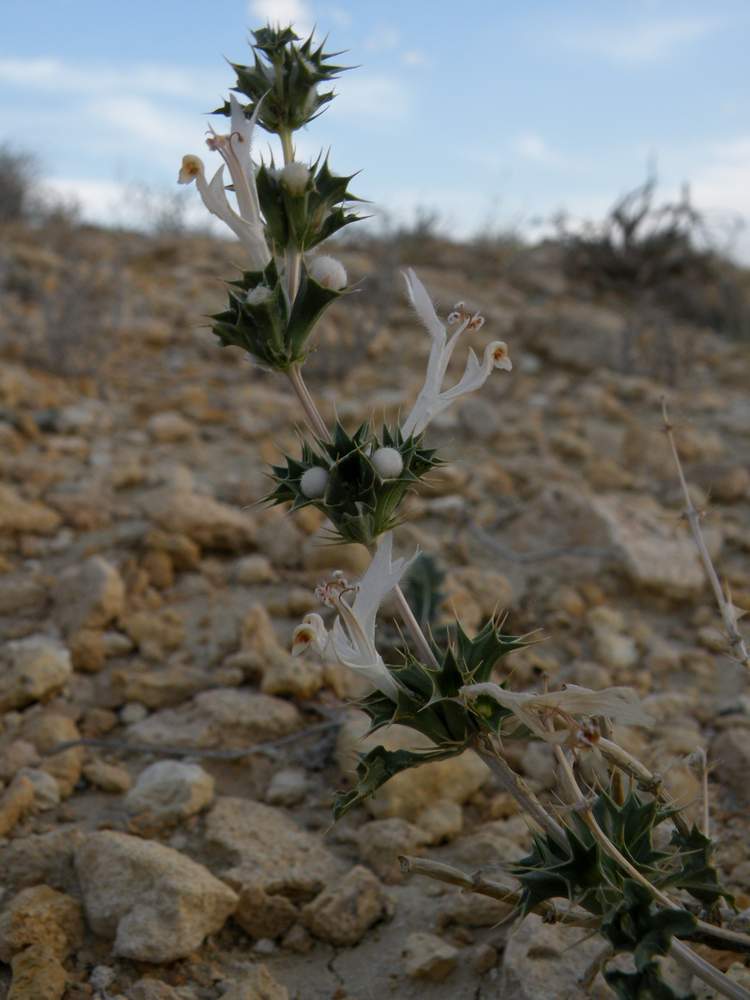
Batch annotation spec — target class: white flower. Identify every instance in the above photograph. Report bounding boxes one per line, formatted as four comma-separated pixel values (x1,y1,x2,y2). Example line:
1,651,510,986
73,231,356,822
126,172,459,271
400,269,512,438
460,682,653,743
308,255,347,290
280,161,311,195
371,447,404,479
178,94,270,271
300,466,329,498
292,531,417,700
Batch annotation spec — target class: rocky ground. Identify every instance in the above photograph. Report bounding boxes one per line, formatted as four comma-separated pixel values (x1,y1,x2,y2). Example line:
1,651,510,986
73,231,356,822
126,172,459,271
0,221,749,999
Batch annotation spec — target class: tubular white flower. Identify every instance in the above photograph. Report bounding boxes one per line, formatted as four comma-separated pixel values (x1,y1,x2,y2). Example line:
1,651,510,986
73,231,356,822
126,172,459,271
178,94,270,270
460,682,653,743
400,269,512,438
292,531,417,700
308,255,348,290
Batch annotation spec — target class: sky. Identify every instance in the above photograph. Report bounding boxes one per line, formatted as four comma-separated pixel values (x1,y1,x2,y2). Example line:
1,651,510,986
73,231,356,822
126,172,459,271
2,0,749,257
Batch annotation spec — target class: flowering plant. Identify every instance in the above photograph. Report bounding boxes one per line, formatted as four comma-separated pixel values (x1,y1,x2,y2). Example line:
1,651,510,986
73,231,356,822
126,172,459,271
179,24,747,999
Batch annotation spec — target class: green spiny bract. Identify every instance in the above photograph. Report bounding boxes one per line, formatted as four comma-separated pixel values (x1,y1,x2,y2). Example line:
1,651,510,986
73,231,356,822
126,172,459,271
510,787,731,991
403,552,446,631
214,26,352,135
602,881,698,1000
210,258,347,370
257,156,363,253
265,422,441,545
333,619,525,818
514,788,731,916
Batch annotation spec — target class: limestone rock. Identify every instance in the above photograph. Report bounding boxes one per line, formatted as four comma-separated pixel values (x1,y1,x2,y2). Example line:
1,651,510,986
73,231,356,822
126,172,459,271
0,484,61,535
233,554,276,585
590,493,711,599
264,768,307,807
52,556,125,633
82,758,132,793
0,774,35,836
147,411,196,443
416,800,464,844
0,884,84,963
23,713,83,798
219,965,289,1000
125,760,214,826
356,818,430,883
205,797,341,898
0,573,47,615
501,913,607,998
0,885,83,1000
143,487,255,551
302,866,388,946
0,827,84,896
234,886,299,940
127,689,301,749
337,711,488,820
17,768,60,810
0,740,40,783
75,831,237,962
712,728,750,804
0,637,72,711
402,931,459,982
118,607,185,661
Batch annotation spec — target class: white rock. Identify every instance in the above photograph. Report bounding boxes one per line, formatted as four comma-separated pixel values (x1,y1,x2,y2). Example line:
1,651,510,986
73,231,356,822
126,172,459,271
125,760,214,824
17,767,60,810
53,556,125,633
265,768,307,807
75,831,237,962
0,637,72,711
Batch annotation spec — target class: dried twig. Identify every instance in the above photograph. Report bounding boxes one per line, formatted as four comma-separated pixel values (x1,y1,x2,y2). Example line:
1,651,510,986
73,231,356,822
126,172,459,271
48,720,339,761
662,398,749,671
399,855,598,929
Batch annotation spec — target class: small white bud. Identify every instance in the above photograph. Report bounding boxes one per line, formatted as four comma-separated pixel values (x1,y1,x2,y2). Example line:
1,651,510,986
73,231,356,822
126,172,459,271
308,255,347,291
246,285,272,306
280,161,311,195
300,466,329,498
371,447,404,479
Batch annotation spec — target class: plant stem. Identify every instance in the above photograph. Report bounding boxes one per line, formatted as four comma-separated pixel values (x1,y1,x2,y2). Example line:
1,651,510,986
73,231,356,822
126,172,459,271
399,855,598,929
478,736,568,850
279,127,302,302
285,363,442,664
662,398,749,672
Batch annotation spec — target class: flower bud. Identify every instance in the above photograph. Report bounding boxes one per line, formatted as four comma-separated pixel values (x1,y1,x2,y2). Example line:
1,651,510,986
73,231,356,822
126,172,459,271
245,284,272,306
280,161,311,195
308,255,347,291
371,447,404,479
300,466,329,498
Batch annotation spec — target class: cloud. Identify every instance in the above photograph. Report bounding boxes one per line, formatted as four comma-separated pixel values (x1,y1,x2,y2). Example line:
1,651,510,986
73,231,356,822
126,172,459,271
568,16,720,63
0,57,224,101
510,132,567,167
401,50,429,68
364,25,401,52
248,0,313,36
86,96,199,163
331,74,411,123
